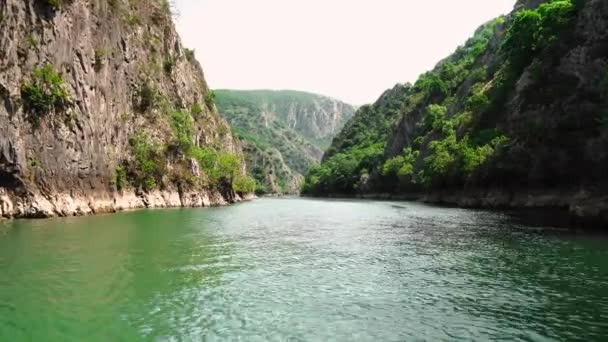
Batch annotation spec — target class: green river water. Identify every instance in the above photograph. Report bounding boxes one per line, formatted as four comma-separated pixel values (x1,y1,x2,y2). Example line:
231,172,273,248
0,198,607,341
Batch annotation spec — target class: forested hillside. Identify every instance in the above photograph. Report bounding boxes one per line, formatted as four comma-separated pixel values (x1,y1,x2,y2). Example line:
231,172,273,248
215,90,354,194
303,0,608,224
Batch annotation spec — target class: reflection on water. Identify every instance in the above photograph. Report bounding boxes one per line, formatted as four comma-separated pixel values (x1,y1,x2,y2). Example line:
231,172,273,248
0,198,607,341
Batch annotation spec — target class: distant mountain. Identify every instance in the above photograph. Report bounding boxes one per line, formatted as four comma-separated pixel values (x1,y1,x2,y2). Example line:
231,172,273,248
215,90,355,194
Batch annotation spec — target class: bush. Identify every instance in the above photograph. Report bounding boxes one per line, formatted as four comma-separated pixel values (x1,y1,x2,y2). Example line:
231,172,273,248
115,166,126,191
163,56,176,74
191,147,242,186
216,153,240,181
424,134,459,181
415,73,448,98
191,103,203,116
466,84,491,114
21,64,71,120
501,9,542,70
537,0,577,41
204,90,216,109
130,133,163,191
382,148,420,184
301,143,384,195
232,175,256,194
423,132,508,185
170,110,195,153
135,82,158,112
422,104,448,131
501,0,576,71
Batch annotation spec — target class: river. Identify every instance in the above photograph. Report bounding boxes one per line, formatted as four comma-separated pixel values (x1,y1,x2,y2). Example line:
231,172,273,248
0,198,606,341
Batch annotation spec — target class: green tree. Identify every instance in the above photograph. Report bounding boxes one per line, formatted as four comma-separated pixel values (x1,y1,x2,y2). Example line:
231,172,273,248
501,9,542,70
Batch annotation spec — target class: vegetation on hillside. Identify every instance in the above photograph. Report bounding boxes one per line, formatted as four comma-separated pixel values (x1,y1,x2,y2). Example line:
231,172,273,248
21,64,71,125
119,107,255,195
215,90,353,194
302,85,410,194
303,0,584,196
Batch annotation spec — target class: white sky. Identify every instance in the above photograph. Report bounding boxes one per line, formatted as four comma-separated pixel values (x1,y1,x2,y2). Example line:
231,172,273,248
174,0,516,105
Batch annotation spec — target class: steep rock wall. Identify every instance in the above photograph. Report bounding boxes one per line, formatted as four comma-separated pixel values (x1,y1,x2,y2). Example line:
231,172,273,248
0,0,251,218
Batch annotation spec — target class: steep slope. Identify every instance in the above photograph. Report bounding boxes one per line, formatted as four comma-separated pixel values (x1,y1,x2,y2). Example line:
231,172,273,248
304,0,608,225
0,0,254,218
215,90,355,194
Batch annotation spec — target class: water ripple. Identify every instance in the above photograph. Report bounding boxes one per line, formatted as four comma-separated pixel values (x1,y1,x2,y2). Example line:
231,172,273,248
0,198,607,341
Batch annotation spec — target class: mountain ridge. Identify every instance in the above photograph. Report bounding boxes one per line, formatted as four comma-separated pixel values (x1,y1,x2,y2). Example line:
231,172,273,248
215,89,355,194
304,0,608,226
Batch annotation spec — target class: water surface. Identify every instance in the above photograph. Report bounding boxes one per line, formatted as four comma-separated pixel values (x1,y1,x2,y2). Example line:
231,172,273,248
0,198,607,341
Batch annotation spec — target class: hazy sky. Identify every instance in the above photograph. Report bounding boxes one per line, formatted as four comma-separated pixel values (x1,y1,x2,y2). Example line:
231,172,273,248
174,0,516,105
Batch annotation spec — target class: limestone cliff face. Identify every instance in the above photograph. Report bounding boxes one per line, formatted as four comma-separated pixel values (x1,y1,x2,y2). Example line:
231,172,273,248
0,0,251,218
273,94,356,148
215,90,355,194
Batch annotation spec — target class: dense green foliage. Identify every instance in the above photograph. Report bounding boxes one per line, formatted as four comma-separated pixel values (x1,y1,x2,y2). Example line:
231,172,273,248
115,166,126,192
168,108,254,192
302,16,511,195
129,132,164,191
502,0,576,71
302,143,385,194
169,109,195,154
215,90,353,194
190,147,242,186
303,0,585,196
232,175,257,194
301,85,409,195
123,95,254,194
21,65,70,122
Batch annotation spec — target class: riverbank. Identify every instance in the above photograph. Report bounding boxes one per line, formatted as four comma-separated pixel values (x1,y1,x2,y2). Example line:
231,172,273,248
0,188,256,219
309,188,608,229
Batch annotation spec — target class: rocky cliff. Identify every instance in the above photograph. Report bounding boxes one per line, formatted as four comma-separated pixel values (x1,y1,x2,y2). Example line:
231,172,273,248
0,0,253,219
215,90,355,194
304,0,608,226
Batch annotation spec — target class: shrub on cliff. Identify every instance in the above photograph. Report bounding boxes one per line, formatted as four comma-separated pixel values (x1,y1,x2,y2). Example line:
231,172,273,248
134,82,159,113
204,90,216,109
382,148,419,180
163,56,176,74
167,107,253,193
232,175,256,194
502,0,577,71
170,110,195,154
21,64,71,123
129,133,164,191
190,147,244,187
115,166,127,191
